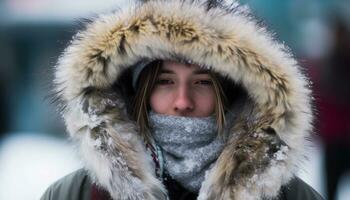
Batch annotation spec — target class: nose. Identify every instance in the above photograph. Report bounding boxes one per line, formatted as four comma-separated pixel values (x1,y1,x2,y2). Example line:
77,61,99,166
173,85,194,114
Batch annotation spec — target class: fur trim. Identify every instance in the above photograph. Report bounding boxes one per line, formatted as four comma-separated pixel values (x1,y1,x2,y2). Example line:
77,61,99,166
54,0,313,199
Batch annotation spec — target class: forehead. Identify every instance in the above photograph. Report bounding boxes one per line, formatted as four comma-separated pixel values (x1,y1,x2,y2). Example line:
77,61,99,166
161,61,209,74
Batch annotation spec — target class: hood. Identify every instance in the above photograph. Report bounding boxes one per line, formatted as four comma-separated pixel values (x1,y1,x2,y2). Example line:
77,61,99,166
54,0,313,199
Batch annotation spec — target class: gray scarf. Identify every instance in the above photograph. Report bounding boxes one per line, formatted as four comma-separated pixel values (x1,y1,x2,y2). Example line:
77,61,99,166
149,112,225,192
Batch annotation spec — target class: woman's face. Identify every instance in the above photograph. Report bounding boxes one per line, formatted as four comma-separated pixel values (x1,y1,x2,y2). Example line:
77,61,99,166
150,61,216,117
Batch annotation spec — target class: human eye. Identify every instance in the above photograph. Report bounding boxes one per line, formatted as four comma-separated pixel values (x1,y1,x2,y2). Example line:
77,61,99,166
156,78,174,85
195,79,213,85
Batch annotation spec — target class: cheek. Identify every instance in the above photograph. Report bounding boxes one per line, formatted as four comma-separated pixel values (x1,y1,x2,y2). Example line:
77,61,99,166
195,90,216,116
149,90,171,114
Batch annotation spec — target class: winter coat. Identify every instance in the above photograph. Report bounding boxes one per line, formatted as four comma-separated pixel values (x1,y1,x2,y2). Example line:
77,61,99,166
41,169,323,200
42,0,323,199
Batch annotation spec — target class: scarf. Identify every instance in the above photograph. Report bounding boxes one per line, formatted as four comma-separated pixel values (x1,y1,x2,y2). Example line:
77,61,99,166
149,111,225,192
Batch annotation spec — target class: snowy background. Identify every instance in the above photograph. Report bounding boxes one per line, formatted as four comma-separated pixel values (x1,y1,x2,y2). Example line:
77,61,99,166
1,0,350,199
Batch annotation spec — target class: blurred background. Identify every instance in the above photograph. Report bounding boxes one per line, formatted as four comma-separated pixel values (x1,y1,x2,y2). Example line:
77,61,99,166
0,0,349,199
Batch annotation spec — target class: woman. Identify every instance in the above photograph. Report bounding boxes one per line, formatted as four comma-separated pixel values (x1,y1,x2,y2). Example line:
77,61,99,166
41,0,324,199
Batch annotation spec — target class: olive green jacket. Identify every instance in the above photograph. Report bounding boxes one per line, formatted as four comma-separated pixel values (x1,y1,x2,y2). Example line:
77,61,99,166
41,169,324,200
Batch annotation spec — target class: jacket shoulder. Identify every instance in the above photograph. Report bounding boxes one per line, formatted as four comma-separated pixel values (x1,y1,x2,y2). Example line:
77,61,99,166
40,169,92,200
280,177,324,200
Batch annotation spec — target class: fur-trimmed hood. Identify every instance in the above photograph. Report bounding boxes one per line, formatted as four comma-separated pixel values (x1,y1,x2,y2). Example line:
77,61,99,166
54,0,313,199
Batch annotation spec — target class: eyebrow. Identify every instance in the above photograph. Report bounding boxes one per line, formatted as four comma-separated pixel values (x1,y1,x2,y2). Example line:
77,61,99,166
193,69,210,75
159,68,210,74
159,69,175,74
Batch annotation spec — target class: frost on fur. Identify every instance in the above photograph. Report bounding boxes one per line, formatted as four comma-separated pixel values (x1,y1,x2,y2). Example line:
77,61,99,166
55,0,313,199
